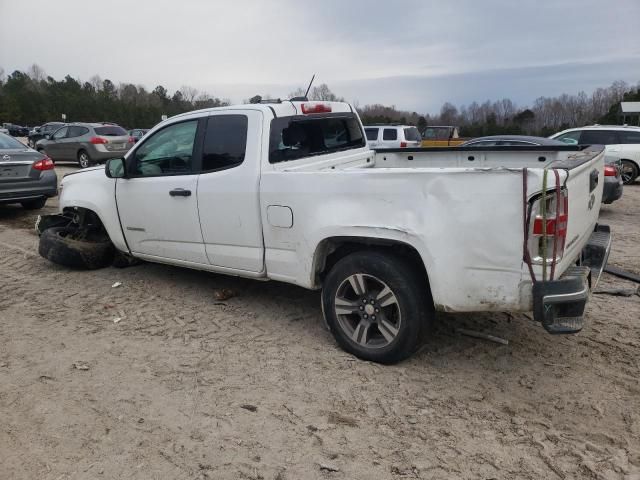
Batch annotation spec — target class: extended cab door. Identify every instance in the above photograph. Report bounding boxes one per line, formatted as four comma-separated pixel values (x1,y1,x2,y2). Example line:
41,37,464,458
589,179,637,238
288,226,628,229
116,118,208,264
196,111,265,273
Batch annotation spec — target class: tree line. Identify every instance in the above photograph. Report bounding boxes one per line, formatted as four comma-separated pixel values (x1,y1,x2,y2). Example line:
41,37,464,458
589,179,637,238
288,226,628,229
358,80,639,137
0,64,638,136
0,65,229,129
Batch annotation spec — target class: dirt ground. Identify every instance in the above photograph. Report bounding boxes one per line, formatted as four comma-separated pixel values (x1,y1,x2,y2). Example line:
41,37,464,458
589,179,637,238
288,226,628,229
1,164,639,480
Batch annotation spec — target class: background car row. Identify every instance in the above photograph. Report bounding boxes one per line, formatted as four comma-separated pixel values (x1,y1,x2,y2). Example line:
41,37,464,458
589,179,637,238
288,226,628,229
35,123,133,168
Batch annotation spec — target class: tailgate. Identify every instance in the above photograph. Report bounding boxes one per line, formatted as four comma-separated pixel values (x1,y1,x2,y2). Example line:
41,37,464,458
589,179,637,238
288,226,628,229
554,145,606,273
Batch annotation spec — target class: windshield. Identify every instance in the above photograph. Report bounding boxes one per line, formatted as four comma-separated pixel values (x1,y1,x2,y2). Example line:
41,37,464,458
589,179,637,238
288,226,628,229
0,133,28,149
423,127,451,140
269,113,366,163
404,127,421,141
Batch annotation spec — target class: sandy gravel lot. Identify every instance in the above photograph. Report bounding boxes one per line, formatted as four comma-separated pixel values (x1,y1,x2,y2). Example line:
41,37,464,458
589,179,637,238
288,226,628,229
1,165,639,480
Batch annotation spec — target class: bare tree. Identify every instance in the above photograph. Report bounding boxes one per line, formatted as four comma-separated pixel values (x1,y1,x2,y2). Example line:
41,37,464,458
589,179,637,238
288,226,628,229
180,85,199,104
309,84,343,102
27,64,46,82
89,75,103,91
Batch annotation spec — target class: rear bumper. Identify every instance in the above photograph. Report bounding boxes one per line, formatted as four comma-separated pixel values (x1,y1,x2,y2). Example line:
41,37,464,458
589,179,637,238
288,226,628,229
602,177,623,204
87,145,131,162
532,224,611,334
0,171,58,204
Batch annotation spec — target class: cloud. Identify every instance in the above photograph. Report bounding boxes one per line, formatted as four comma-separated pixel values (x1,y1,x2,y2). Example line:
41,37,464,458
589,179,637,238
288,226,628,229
1,0,639,112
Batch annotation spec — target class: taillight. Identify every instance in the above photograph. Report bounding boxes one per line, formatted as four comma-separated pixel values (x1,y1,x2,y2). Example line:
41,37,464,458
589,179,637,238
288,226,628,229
400,142,407,148
300,103,332,114
33,157,55,171
128,136,135,143
528,188,569,265
604,165,617,177
90,136,108,145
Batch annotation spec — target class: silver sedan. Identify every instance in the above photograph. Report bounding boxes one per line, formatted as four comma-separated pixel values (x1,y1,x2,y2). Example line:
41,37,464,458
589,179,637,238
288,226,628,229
0,133,58,209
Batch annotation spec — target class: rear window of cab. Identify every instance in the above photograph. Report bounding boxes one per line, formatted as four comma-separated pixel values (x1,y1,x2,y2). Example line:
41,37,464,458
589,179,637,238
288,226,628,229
269,113,366,163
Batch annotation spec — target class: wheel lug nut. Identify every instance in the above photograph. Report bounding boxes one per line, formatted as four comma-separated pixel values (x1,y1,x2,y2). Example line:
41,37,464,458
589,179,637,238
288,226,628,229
362,299,367,304
363,314,368,319
371,315,376,321
370,299,375,304
375,308,379,313
359,306,364,311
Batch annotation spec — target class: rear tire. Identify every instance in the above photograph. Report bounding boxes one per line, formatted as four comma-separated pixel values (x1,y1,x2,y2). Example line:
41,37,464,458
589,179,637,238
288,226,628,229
21,197,47,210
321,251,432,364
620,160,639,185
39,226,114,269
77,150,91,168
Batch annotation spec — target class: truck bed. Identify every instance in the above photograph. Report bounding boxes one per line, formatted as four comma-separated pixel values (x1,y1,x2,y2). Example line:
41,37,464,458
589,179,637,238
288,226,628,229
262,144,605,313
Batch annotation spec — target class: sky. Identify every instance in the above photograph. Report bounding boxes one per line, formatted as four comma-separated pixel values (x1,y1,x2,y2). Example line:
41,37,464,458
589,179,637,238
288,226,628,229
1,0,639,113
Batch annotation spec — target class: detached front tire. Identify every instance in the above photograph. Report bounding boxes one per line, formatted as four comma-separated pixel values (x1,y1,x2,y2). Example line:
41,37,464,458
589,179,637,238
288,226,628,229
322,251,432,364
39,226,114,269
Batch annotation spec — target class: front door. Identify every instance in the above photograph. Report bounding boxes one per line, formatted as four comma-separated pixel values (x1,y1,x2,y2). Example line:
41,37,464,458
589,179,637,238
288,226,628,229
45,126,68,160
116,118,207,264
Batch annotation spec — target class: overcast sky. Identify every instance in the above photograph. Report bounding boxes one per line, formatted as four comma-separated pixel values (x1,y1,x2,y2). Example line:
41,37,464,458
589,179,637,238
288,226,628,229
1,0,639,113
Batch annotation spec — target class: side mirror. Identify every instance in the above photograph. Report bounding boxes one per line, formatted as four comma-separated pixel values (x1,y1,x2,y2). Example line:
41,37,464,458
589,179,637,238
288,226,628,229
105,157,127,179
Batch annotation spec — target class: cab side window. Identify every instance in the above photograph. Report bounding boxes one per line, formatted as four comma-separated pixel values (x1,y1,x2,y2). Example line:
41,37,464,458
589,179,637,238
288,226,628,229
201,115,248,172
131,120,198,177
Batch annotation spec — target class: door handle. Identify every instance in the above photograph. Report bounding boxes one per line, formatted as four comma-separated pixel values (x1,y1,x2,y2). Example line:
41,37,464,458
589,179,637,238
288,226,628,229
169,188,191,197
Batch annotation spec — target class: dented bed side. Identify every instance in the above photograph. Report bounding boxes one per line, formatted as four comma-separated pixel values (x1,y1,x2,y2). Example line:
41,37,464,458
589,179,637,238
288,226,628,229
260,144,605,313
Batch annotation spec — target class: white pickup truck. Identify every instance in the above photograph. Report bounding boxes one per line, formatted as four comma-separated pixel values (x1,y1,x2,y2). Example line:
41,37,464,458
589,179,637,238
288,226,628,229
37,100,611,363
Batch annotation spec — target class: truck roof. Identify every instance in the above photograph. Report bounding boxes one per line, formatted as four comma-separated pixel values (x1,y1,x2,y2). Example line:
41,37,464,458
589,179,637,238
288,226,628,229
170,101,355,121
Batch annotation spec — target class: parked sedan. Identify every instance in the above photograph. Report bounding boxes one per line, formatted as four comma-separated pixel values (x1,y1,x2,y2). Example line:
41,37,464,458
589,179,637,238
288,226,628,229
36,122,133,168
0,132,57,209
462,135,623,204
7,124,30,137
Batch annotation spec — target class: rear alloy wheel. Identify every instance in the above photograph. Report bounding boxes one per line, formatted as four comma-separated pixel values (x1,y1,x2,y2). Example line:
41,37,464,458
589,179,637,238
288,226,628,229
322,251,432,364
620,160,639,185
78,150,91,168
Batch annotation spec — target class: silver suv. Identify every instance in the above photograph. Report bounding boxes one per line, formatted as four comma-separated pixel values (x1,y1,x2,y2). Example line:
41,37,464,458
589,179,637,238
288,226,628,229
36,123,133,168
550,125,640,184
364,125,422,149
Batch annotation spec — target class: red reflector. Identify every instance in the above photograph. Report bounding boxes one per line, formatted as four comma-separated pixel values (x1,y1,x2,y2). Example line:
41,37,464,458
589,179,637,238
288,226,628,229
300,103,332,114
33,157,54,171
604,165,617,177
400,142,407,148
533,214,568,236
90,136,108,145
